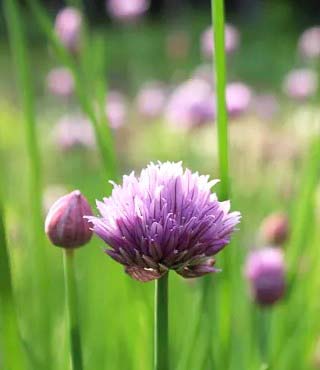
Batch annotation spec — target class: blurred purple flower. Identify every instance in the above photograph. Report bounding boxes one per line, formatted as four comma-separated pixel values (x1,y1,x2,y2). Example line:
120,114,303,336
106,0,149,21
46,67,74,98
165,79,215,129
52,115,95,151
201,24,240,59
105,91,127,129
253,94,279,121
298,26,320,60
283,68,318,100
245,247,285,306
136,82,167,119
226,82,252,118
54,7,82,53
87,162,240,282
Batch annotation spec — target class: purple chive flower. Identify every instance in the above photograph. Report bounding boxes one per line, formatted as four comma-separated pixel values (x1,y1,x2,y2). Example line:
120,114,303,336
87,162,240,282
165,79,215,130
136,82,167,120
54,7,82,53
260,213,289,245
45,190,93,249
46,67,74,98
226,82,252,118
245,247,286,306
105,91,127,129
106,0,149,22
53,115,95,151
283,68,318,100
298,26,320,60
201,24,240,59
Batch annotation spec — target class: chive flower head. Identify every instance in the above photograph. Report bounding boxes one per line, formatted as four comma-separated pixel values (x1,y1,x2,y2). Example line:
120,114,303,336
107,0,149,22
298,26,320,60
201,24,240,59
87,162,240,282
54,7,82,53
283,68,318,100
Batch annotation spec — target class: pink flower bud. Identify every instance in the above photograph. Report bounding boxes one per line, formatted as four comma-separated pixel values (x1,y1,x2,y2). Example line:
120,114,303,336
45,190,93,248
298,26,320,60
283,69,318,101
260,212,289,245
54,7,82,54
46,67,74,98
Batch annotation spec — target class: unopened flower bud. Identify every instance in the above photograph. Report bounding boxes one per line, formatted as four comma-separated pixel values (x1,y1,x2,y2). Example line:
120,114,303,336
260,212,289,245
54,7,82,54
245,247,285,306
45,190,93,248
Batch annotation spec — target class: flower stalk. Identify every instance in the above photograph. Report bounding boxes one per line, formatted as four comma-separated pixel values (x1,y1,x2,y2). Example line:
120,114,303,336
211,0,229,201
4,0,52,366
0,199,26,370
63,250,84,370
154,273,169,370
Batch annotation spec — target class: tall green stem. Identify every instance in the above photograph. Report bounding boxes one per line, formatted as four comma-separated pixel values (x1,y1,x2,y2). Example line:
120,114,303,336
3,0,51,367
3,0,43,241
0,200,26,370
154,273,169,370
211,0,229,201
63,250,84,370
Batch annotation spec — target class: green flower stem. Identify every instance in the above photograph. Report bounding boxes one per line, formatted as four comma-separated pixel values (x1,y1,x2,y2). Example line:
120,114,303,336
154,273,169,370
0,200,26,370
3,0,52,367
63,250,84,370
211,0,229,201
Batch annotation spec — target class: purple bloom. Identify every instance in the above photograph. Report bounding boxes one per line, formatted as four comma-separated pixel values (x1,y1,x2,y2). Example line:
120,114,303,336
46,67,74,98
54,7,82,53
165,79,215,130
245,247,285,306
53,115,95,151
136,82,167,119
106,0,149,22
87,162,240,282
283,69,318,100
226,82,252,118
201,24,240,59
105,91,127,129
298,26,320,59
